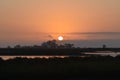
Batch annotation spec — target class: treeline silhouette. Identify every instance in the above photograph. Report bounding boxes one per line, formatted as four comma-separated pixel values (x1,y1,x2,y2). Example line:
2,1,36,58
7,40,74,49
1,55,120,79
0,40,120,56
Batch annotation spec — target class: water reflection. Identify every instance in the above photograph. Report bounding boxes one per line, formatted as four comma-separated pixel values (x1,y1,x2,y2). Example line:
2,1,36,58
1,52,120,60
0,56,69,60
86,52,120,57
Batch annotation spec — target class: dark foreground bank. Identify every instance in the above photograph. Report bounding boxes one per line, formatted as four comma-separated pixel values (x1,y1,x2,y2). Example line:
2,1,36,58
1,55,120,80
0,48,120,55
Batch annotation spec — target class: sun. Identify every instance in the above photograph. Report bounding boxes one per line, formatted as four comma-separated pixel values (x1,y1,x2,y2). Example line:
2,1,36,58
58,36,64,41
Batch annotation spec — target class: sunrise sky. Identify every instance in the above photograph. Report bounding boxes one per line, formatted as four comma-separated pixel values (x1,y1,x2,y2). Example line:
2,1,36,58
0,0,120,47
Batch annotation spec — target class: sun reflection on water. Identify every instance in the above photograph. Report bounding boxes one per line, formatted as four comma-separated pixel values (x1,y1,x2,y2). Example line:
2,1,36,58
0,56,69,60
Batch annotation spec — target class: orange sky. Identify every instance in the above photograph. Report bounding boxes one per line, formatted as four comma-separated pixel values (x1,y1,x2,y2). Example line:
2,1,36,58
0,0,120,44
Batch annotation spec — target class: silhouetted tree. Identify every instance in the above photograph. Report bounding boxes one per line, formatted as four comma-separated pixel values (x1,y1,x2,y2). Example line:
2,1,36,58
103,44,106,49
14,45,21,48
7,46,11,48
41,40,58,48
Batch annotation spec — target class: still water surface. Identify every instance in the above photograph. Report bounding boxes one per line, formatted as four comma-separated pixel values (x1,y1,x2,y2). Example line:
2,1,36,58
86,52,120,57
0,52,120,60
0,56,69,60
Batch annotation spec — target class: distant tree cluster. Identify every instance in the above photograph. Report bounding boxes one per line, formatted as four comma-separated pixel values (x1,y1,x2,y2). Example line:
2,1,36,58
9,40,74,49
41,40,74,48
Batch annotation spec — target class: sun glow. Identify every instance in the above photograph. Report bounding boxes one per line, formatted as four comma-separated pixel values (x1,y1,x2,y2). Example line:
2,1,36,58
58,36,64,41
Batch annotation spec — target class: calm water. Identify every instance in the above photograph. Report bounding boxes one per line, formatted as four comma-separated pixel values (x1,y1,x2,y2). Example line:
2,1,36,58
0,52,120,60
86,52,120,57
0,56,69,60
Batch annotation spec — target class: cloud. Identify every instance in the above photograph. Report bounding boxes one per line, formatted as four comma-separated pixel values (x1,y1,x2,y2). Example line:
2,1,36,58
65,32,120,35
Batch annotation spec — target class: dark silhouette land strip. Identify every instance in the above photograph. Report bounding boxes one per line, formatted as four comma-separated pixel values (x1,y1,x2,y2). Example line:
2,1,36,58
0,48,120,56
1,56,120,79
0,40,120,56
